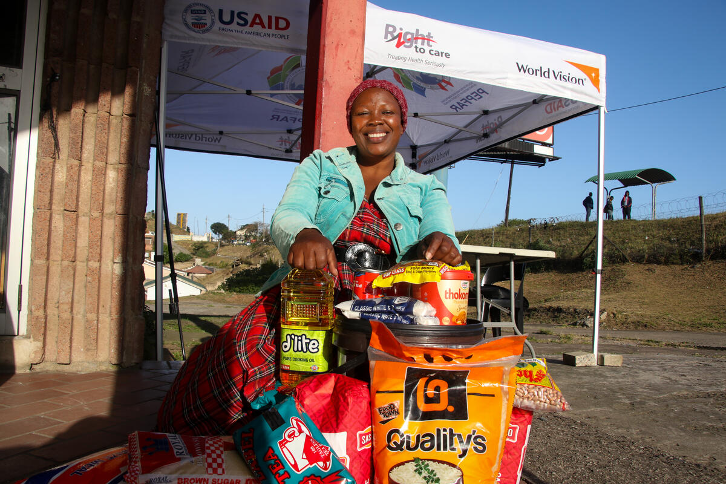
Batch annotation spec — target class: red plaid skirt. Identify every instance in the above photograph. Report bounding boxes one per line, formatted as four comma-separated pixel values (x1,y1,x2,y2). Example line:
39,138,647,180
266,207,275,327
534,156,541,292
156,199,391,435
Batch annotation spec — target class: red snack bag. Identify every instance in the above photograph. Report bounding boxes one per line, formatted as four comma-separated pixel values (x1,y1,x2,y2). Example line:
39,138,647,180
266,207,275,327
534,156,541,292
294,373,373,484
497,407,534,484
16,446,127,483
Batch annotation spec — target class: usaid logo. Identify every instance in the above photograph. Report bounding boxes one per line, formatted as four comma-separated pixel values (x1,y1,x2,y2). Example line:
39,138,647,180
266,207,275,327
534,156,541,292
182,3,215,34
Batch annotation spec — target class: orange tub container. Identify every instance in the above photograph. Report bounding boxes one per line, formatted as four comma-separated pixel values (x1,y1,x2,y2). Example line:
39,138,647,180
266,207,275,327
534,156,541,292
410,269,474,325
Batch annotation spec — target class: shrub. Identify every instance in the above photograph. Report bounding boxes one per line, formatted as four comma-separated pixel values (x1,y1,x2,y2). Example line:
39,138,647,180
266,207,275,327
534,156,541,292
174,252,192,263
191,242,214,258
221,259,280,293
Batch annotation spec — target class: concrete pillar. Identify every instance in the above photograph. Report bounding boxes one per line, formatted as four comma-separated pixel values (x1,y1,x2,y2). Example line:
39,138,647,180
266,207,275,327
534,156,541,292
300,0,367,159
26,0,163,370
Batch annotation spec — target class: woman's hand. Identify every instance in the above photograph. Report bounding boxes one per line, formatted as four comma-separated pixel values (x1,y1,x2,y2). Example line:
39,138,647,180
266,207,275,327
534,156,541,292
287,228,338,277
418,232,462,266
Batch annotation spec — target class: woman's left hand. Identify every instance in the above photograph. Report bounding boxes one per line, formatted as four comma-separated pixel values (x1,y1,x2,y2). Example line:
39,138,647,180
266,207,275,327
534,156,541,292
418,232,462,266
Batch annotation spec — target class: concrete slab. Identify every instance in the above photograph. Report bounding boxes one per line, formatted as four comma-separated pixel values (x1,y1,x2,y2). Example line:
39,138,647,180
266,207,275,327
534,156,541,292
562,351,597,366
598,353,623,366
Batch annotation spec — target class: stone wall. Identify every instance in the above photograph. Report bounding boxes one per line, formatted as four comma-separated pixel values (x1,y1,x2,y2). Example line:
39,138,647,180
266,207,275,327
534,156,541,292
28,0,164,368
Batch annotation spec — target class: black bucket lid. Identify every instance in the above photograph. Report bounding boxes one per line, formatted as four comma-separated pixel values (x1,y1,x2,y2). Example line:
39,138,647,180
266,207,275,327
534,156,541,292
335,317,484,340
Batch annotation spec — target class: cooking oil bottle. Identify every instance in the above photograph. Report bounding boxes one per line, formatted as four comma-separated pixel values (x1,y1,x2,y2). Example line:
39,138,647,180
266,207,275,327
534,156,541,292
279,268,335,387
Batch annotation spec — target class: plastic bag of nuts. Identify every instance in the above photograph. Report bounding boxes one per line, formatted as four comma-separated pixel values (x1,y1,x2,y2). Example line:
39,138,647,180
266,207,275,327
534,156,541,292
513,358,571,412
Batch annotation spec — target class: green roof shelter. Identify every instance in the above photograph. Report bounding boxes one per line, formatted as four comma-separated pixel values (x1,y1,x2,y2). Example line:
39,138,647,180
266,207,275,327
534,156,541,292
586,168,676,219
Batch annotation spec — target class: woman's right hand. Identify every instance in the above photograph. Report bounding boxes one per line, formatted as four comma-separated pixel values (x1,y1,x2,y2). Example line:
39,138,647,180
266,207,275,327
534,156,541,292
287,228,339,277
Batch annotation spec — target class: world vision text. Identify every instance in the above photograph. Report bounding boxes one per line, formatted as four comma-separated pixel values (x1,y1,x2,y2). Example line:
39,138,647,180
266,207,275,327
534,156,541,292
515,63,585,87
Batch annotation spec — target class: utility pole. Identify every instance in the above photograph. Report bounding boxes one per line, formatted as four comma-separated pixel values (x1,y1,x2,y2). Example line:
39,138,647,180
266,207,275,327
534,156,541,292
228,214,230,231
504,162,514,227
262,204,266,236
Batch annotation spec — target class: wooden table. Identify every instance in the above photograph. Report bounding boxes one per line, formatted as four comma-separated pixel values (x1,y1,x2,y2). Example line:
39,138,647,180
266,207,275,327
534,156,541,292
460,245,556,354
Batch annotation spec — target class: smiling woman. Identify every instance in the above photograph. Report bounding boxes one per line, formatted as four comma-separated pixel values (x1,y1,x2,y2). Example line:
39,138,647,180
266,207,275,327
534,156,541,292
156,79,463,436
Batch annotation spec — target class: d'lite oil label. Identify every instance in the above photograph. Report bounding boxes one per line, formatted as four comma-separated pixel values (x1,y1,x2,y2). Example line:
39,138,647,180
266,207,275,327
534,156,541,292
280,327,332,373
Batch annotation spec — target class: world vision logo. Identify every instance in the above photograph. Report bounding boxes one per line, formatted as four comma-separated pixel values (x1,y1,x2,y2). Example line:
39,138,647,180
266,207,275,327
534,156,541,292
515,60,600,92
565,61,601,92
403,367,469,421
182,3,215,34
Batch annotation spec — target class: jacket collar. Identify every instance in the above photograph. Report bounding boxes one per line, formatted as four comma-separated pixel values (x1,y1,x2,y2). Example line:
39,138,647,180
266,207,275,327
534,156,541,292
333,146,410,185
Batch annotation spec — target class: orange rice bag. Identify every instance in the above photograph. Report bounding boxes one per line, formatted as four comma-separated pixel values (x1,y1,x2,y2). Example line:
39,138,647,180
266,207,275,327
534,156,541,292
367,321,524,484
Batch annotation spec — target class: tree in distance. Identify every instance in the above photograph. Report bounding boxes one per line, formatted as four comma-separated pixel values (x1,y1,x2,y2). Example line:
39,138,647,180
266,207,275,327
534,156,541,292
210,222,229,238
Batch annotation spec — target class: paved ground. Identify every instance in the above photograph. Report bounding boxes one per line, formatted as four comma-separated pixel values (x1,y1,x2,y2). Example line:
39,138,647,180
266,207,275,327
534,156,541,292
3,294,723,483
520,324,725,483
0,362,181,483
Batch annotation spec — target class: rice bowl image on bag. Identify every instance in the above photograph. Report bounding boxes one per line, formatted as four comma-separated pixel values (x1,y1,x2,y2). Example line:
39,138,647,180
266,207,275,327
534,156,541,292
367,321,524,483
389,458,464,484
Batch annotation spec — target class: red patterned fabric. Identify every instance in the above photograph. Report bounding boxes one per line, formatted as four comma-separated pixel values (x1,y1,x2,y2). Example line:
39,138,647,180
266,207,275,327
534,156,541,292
156,199,391,436
333,198,393,300
156,287,281,436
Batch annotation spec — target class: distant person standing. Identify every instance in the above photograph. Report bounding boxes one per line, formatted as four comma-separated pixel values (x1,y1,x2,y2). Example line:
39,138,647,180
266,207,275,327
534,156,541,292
583,192,594,221
604,196,614,220
621,191,632,220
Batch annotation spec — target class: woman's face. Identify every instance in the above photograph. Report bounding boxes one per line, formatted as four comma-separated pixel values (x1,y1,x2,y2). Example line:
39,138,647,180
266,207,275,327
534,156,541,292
349,88,404,165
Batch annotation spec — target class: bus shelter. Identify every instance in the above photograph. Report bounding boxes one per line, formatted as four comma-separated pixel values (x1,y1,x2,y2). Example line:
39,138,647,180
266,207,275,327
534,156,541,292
586,168,676,219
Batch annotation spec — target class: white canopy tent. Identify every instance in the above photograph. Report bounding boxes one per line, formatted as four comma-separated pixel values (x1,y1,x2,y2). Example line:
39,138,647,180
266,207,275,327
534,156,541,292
155,0,608,359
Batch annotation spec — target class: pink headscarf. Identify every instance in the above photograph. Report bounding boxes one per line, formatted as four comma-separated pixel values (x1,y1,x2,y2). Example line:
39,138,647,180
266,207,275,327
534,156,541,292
345,79,408,133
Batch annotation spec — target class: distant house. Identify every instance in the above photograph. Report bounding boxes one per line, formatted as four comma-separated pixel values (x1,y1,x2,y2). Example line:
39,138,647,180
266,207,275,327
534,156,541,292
144,233,154,259
185,265,214,276
142,259,195,281
144,274,206,301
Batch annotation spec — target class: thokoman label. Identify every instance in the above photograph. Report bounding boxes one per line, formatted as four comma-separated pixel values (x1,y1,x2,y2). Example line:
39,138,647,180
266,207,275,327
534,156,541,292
280,326,332,372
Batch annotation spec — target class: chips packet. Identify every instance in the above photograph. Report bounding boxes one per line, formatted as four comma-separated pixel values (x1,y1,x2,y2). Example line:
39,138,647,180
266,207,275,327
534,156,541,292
496,407,534,484
17,446,128,484
233,396,356,484
514,358,571,412
372,260,471,288
367,320,524,484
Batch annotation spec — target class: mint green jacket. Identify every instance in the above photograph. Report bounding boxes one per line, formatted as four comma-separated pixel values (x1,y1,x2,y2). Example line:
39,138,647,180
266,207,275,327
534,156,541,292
260,147,459,293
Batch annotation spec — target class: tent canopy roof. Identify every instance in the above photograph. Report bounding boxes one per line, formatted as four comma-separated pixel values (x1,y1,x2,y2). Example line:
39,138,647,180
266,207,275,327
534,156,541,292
585,168,675,187
159,0,606,173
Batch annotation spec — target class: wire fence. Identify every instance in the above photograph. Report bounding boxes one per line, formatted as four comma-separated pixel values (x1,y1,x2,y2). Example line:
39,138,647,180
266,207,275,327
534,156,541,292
526,191,725,227
460,191,726,266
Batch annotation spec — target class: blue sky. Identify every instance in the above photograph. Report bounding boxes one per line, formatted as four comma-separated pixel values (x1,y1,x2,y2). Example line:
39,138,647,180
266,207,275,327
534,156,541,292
149,0,726,234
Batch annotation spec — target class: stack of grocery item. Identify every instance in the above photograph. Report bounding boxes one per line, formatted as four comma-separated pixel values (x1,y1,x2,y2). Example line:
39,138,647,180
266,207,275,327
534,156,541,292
19,262,569,484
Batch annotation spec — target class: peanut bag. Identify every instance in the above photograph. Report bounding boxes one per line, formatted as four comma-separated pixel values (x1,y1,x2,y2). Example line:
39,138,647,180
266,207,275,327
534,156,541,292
514,358,571,412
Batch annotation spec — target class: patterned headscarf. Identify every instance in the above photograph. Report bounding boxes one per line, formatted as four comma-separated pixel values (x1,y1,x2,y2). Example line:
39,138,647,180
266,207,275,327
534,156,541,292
346,79,408,133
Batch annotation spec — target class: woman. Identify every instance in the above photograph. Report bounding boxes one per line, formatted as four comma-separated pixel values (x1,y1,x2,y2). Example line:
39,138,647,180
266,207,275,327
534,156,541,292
156,79,462,436
621,191,632,220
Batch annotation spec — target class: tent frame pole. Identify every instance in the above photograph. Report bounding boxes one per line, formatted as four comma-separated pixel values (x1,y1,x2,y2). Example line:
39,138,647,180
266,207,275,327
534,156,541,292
592,106,606,358
155,40,168,361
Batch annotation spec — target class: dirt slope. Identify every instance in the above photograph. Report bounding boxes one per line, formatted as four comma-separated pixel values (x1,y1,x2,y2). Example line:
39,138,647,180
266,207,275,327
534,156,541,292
525,260,725,331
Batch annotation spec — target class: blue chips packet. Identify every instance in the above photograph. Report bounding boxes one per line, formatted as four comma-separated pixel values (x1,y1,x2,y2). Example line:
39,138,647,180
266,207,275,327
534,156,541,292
233,396,355,484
